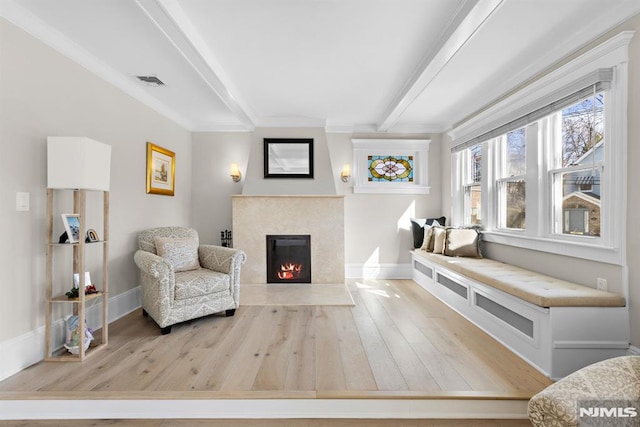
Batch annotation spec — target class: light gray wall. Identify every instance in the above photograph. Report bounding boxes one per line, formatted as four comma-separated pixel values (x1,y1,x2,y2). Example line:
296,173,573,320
242,127,337,195
191,132,252,245
327,132,443,265
0,18,192,341
440,14,640,348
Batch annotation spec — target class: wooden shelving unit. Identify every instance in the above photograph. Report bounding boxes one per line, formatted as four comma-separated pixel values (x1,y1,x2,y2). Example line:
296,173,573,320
45,188,109,362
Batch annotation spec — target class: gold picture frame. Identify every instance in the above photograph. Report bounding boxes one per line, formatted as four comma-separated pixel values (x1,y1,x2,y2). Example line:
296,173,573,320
146,142,175,196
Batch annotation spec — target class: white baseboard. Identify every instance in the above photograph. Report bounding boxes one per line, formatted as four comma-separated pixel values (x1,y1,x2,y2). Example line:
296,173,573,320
627,345,640,355
345,263,412,279
0,286,141,382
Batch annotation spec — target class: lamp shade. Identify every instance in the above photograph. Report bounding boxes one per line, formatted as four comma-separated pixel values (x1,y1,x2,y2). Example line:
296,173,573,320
47,137,111,191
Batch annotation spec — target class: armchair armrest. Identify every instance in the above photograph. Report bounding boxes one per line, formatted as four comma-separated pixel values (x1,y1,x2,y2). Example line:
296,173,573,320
199,245,246,308
134,250,176,328
134,250,173,279
198,245,246,275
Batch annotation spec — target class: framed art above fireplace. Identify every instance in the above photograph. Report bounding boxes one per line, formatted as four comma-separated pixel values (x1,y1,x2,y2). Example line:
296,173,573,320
264,138,314,179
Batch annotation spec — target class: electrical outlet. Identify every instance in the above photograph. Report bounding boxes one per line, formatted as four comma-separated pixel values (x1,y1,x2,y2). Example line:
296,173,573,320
597,278,608,291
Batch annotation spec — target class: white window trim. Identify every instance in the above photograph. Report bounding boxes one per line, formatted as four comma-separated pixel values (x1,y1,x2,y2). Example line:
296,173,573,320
496,176,526,231
463,183,482,226
453,143,484,226
448,31,632,266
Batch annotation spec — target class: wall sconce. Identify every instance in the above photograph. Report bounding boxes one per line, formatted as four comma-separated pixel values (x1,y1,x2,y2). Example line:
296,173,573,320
340,164,350,183
230,163,241,182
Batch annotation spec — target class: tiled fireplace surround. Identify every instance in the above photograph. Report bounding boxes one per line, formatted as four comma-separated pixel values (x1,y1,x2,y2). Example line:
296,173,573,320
232,195,345,284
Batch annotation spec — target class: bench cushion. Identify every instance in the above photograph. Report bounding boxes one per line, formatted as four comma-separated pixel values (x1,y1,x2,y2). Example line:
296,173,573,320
413,250,625,307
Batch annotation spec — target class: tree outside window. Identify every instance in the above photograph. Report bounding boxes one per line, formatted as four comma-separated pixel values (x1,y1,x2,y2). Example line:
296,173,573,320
556,93,604,237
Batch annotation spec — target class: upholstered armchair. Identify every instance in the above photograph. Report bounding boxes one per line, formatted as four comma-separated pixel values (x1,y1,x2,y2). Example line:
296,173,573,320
528,356,640,426
134,227,246,334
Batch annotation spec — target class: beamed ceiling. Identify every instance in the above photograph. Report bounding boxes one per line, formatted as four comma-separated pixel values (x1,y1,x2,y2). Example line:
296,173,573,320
2,0,640,133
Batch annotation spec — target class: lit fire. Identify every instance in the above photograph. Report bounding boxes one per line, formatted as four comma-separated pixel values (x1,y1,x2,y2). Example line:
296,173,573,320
277,263,303,280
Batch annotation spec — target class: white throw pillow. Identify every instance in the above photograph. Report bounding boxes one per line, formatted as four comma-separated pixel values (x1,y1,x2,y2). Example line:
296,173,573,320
432,227,447,254
155,236,201,272
420,221,440,251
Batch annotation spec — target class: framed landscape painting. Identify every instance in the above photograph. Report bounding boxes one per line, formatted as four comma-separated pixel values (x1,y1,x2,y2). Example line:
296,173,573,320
146,142,175,196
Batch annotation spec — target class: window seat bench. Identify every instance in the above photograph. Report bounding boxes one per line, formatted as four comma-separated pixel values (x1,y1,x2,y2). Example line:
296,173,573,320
411,250,629,379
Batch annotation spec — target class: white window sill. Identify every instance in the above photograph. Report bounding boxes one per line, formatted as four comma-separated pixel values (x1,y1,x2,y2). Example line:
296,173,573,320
481,231,623,266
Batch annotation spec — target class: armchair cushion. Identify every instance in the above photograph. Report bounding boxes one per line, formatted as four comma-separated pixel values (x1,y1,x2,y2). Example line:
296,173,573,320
175,269,230,300
155,236,201,272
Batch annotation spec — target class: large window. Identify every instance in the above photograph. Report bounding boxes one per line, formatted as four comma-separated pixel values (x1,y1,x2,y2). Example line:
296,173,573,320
456,92,605,239
448,32,629,265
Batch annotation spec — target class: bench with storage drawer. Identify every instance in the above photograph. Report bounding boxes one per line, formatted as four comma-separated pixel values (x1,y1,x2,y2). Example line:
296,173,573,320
411,249,629,379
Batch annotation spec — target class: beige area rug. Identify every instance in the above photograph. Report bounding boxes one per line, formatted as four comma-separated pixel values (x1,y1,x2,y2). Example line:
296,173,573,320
240,283,355,306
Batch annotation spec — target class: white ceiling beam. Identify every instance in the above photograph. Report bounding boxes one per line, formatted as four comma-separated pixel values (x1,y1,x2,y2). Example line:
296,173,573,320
135,0,256,131
377,0,504,132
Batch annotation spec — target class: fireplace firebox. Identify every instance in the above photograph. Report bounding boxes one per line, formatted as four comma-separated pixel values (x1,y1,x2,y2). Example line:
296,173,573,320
266,235,311,283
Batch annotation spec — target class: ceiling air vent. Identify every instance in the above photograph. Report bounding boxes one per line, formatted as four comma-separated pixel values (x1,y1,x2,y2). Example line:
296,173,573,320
136,75,165,87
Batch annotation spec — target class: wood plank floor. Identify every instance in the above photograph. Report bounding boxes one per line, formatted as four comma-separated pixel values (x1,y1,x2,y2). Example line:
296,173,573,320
0,279,551,396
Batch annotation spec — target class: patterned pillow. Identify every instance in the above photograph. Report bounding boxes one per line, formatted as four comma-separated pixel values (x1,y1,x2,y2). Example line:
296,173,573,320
155,236,201,272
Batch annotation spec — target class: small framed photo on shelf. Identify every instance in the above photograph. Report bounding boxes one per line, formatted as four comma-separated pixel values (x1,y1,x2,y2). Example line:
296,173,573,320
73,272,92,289
61,214,81,243
86,229,99,242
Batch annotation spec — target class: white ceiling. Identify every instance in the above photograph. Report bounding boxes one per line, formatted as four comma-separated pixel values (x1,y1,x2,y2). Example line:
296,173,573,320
3,0,640,133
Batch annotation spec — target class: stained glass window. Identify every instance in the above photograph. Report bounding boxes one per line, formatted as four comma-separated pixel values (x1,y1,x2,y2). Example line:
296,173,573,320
367,156,413,182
